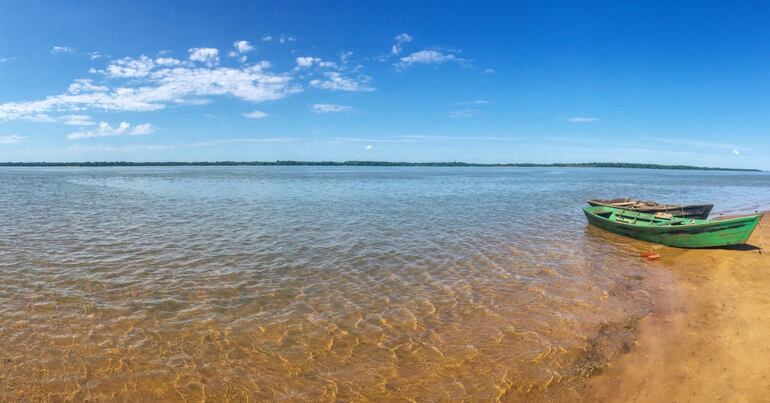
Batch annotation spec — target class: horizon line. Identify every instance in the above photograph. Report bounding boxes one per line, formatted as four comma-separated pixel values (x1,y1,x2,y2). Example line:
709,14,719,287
0,161,760,172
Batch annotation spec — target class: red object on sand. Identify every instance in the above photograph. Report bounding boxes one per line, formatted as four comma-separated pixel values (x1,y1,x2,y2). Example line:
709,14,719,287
640,251,661,261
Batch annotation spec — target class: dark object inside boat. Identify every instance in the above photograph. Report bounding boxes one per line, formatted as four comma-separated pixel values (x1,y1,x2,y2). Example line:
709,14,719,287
587,198,713,219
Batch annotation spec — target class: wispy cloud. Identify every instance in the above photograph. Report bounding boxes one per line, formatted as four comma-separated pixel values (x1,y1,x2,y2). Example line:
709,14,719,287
67,121,154,140
732,149,741,156
309,71,374,92
448,109,478,118
105,55,156,78
66,137,296,153
2,40,382,125
155,57,182,66
327,137,419,144
60,114,96,126
0,58,300,122
261,34,296,44
404,135,520,141
454,100,489,105
311,103,353,113
0,134,24,144
391,33,413,55
51,46,74,54
228,41,255,62
214,137,296,143
566,117,599,123
243,110,268,119
188,48,219,66
395,49,469,70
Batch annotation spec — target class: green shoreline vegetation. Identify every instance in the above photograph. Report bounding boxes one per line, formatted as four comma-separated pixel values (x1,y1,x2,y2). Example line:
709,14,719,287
0,161,759,171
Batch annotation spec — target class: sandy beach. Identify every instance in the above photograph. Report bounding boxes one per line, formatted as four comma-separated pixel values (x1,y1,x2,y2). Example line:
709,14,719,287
587,213,770,401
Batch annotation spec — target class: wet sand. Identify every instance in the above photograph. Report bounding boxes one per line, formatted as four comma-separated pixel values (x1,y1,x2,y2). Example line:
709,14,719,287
587,214,770,401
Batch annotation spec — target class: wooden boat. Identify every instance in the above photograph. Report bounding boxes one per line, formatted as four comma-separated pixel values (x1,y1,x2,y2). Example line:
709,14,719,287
583,206,762,248
587,198,713,219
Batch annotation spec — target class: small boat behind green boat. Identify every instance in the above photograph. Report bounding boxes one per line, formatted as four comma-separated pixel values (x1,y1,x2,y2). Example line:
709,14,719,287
584,206,763,248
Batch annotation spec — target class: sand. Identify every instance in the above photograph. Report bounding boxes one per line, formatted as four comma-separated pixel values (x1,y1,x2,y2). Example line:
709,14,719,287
586,214,770,401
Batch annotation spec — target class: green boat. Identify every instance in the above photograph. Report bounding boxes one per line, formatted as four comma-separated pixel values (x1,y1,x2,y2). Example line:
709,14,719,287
583,206,763,248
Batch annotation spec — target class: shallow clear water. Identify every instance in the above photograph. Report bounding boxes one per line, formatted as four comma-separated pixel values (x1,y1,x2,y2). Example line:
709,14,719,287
0,166,768,400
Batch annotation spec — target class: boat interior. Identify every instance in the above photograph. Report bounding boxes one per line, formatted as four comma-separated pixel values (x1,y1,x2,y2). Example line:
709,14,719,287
592,207,692,226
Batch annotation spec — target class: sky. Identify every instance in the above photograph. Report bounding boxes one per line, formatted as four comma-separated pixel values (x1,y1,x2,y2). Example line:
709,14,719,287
1,0,770,169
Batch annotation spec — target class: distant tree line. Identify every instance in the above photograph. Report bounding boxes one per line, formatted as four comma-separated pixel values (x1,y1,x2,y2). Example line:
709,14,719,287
0,161,759,171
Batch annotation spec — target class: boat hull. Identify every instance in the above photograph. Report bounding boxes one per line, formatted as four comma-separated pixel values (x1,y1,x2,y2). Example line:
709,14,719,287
587,198,713,219
583,206,762,248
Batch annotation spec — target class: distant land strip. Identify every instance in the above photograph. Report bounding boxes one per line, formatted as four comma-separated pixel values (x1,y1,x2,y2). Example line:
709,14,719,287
0,161,760,171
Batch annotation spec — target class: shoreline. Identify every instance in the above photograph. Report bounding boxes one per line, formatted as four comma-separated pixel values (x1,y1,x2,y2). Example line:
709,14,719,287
586,213,770,400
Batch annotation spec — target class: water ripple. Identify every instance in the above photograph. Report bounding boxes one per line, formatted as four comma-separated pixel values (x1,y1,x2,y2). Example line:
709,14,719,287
2,166,769,400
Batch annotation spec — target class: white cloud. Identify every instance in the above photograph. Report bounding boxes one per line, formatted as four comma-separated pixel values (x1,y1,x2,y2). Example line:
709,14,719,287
296,56,321,67
395,49,468,70
395,33,413,42
566,117,599,123
188,48,219,66
732,149,741,156
88,52,104,60
60,114,96,126
309,71,374,92
311,103,353,113
365,144,373,150
1,42,380,124
52,46,74,54
0,135,24,144
483,68,495,74
66,121,155,140
262,35,296,44
233,40,254,54
295,57,336,69
0,61,300,121
132,123,154,135
243,110,268,119
155,57,182,66
0,57,15,63
229,41,255,62
105,56,156,78
68,79,108,94
391,33,413,55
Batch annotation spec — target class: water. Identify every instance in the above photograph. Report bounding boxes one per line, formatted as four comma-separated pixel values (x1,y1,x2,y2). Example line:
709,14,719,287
0,166,768,400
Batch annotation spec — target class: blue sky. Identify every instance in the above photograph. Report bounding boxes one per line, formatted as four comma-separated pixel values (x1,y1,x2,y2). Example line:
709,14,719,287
1,1,770,168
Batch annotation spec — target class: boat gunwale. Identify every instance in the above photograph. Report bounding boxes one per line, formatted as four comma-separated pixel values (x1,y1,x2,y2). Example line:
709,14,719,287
583,206,762,231
586,198,713,211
